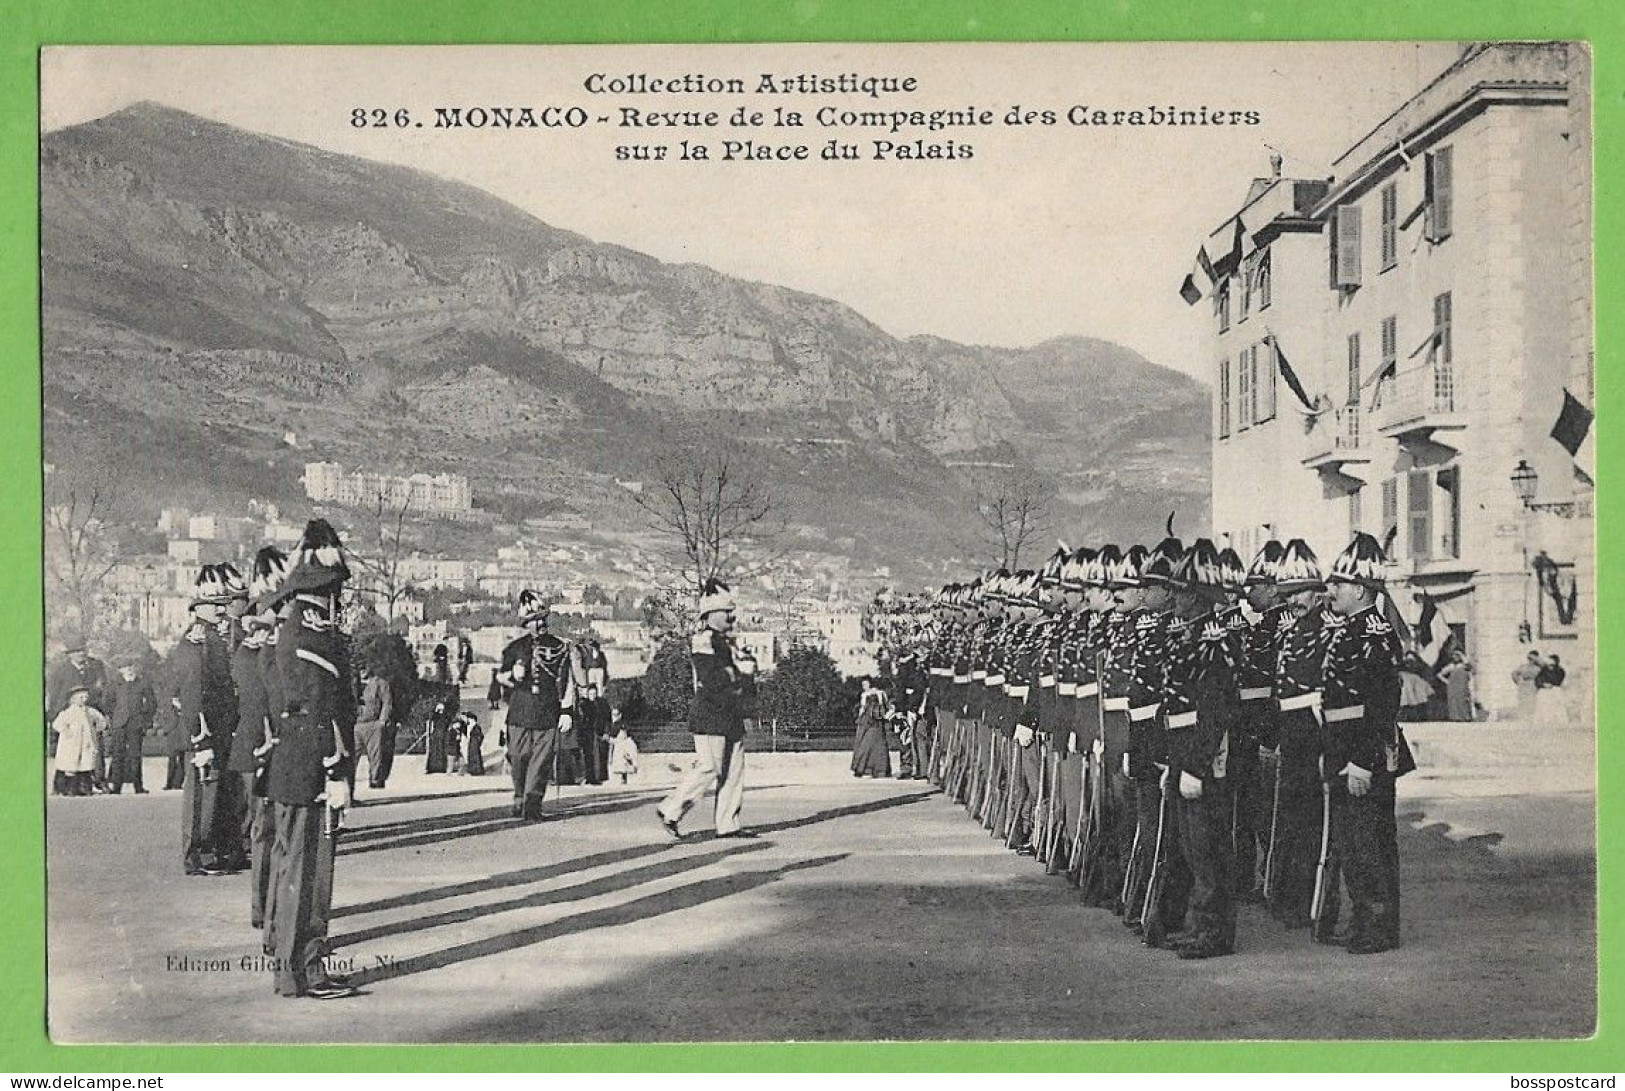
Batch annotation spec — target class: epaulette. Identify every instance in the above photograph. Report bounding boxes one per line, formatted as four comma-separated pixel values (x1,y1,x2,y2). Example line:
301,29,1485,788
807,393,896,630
1363,613,1392,637
1134,613,1159,632
1200,619,1228,644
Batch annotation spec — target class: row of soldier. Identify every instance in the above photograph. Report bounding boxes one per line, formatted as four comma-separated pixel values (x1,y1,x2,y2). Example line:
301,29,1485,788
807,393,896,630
910,531,1412,959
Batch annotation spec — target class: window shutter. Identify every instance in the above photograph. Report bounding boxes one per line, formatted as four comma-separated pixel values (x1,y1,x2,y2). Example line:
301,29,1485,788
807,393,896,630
1432,146,1453,240
1408,469,1432,561
1219,358,1231,438
1381,478,1400,552
1335,205,1363,287
1346,333,1362,405
1238,347,1252,430
1259,340,1277,421
1380,184,1397,268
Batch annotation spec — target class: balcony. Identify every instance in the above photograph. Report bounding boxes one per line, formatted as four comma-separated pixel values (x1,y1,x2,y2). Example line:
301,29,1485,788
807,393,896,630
1302,405,1373,488
1376,362,1467,459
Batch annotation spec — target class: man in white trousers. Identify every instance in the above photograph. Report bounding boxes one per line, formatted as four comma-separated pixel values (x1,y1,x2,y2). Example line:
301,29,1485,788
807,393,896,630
657,579,758,840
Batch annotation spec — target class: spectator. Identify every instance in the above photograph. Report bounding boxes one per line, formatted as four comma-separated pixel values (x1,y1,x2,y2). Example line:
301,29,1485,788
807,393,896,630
354,667,395,791
1437,651,1476,722
462,711,485,776
608,711,638,785
1536,654,1567,690
106,659,156,794
1398,651,1436,722
51,686,105,797
46,636,109,794
1511,651,1543,722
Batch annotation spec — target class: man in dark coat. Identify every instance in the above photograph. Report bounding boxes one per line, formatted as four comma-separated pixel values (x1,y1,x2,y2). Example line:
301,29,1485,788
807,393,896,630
261,519,356,1000
173,564,244,876
239,546,289,932
105,659,156,794
495,590,577,820
656,580,758,839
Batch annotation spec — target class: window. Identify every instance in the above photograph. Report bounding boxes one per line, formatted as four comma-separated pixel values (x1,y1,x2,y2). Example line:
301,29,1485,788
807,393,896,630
1433,292,1454,407
1436,467,1461,559
1237,346,1252,430
1331,204,1362,288
1425,146,1454,242
1346,333,1362,406
1256,249,1272,309
1379,315,1397,408
1255,340,1277,423
1219,358,1231,439
1218,282,1231,332
1408,470,1432,561
1380,182,1398,270
1240,255,1253,320
1381,477,1400,553
1349,489,1363,538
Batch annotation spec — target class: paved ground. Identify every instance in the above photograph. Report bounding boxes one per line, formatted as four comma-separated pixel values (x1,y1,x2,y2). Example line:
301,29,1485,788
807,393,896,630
46,730,1595,1043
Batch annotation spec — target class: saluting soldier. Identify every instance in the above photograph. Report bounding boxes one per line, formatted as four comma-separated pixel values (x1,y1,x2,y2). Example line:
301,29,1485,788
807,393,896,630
1266,538,1338,929
495,590,577,820
174,564,242,876
1321,532,1413,954
657,579,759,839
262,520,356,1000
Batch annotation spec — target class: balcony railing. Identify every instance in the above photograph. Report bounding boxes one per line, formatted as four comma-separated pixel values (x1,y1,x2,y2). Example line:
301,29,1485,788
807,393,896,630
1376,361,1466,437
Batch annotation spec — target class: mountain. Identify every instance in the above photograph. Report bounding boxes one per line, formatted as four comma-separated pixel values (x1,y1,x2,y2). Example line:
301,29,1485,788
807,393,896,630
41,103,1210,583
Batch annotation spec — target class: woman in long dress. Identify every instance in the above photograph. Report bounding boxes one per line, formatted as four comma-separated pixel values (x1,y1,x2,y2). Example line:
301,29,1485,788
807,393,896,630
851,678,892,778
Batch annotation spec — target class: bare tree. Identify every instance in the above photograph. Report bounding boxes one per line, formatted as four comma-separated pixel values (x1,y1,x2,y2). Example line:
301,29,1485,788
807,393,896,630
633,439,783,595
973,465,1055,570
347,488,416,625
44,466,127,643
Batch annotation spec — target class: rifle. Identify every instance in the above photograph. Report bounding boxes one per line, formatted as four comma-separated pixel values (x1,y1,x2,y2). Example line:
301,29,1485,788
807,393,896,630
1261,746,1284,900
1028,736,1048,854
1309,774,1335,940
1140,771,1174,944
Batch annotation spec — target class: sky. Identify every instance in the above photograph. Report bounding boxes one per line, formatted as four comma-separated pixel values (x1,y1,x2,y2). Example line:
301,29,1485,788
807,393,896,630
41,42,1465,382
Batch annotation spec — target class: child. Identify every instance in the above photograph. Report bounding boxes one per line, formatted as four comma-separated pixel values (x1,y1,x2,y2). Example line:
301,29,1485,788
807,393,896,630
607,711,639,785
52,686,106,797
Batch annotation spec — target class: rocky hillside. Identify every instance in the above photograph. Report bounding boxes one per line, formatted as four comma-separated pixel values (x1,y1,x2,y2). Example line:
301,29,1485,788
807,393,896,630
41,103,1210,581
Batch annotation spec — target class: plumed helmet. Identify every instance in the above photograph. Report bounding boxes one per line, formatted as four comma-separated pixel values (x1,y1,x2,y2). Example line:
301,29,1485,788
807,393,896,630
1172,538,1224,591
1216,546,1247,594
1246,539,1287,587
1328,531,1391,589
1274,538,1325,593
1061,546,1097,591
517,588,551,623
1140,537,1186,587
249,546,290,602
697,578,736,617
192,563,241,607
1109,544,1147,589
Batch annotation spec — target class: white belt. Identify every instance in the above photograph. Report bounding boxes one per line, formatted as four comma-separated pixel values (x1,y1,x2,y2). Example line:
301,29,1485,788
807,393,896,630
1166,711,1197,729
930,667,950,677
1278,691,1322,712
1006,684,1030,698
1039,675,1057,689
1103,697,1130,712
1324,704,1365,723
1240,687,1272,701
1129,703,1161,722
1057,682,1077,696
1075,682,1100,698
984,674,1005,687
971,670,987,680
953,675,971,684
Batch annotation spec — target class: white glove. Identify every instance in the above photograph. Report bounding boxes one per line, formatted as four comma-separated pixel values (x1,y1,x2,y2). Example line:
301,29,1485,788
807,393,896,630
1159,764,1171,791
1068,734,1078,754
1344,763,1373,797
513,661,527,682
558,712,573,733
326,778,351,810
1259,744,1279,761
1014,725,1035,748
191,749,215,769
1121,752,1131,777
1180,771,1204,800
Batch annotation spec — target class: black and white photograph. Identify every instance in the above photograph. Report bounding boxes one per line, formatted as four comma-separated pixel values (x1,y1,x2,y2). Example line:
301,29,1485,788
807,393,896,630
39,42,1595,1043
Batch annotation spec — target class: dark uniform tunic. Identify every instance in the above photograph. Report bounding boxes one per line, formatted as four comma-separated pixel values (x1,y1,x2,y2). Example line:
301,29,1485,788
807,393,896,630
497,630,576,818
1228,603,1277,896
1121,608,1174,927
171,623,237,873
1004,618,1046,848
1056,610,1105,879
228,633,272,924
1321,604,1411,951
893,650,930,780
1083,610,1136,909
1268,603,1340,927
265,595,354,997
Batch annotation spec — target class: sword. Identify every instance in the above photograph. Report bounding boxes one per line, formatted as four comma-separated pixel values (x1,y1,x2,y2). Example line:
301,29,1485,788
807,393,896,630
1140,771,1174,944
1310,773,1335,939
1262,746,1284,900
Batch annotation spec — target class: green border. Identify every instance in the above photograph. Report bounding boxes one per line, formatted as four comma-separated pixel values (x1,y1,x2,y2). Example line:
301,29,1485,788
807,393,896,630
2,0,1618,1072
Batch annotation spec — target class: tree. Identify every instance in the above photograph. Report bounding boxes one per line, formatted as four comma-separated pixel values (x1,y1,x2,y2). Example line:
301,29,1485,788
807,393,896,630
758,646,852,726
973,465,1055,570
347,488,417,624
44,464,128,645
640,635,695,722
632,438,783,595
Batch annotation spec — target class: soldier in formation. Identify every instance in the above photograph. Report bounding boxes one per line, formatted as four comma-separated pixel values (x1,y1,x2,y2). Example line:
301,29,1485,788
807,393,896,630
915,530,1412,958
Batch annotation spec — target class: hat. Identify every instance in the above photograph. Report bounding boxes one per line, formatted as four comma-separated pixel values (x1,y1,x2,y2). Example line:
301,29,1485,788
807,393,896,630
1086,545,1119,588
248,546,291,609
1171,538,1224,591
1245,540,1286,586
1274,538,1325,593
1108,545,1146,589
517,588,551,623
266,519,351,605
1060,546,1096,591
697,578,736,617
192,563,242,607
1039,544,1070,588
60,632,87,654
1328,532,1390,589
1216,547,1247,595
1140,537,1185,587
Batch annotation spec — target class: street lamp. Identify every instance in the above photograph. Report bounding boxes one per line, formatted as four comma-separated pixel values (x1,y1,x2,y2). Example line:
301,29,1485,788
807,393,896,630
1511,460,1538,506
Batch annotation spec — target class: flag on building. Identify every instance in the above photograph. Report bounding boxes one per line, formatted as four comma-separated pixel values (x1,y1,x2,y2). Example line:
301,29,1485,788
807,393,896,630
1271,338,1316,415
1551,388,1595,482
1179,273,1202,305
